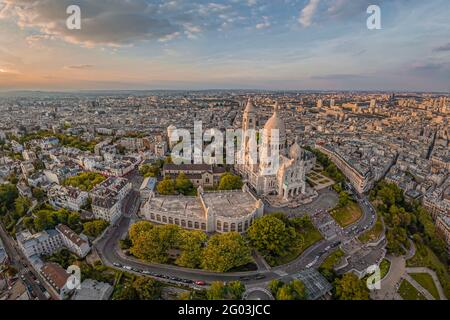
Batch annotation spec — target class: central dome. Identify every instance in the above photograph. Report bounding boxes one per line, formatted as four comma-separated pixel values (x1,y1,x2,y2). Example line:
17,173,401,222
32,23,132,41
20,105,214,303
264,102,286,135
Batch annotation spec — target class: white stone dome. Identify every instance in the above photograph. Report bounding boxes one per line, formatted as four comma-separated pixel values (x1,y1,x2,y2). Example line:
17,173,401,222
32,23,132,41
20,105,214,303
264,102,286,135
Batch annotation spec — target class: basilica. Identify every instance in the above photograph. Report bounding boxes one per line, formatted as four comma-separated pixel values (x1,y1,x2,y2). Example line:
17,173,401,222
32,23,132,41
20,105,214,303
235,99,314,201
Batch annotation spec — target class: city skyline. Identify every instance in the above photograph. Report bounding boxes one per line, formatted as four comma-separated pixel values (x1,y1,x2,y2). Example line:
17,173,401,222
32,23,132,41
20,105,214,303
0,0,449,92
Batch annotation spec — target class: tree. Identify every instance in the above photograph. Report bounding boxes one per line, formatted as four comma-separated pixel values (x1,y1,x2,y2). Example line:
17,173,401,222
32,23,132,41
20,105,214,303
227,281,246,300
268,279,283,296
0,184,19,215
206,282,227,300
31,187,45,202
271,279,306,300
206,281,245,300
334,273,370,300
156,177,175,195
23,216,34,231
83,219,109,238
218,173,243,190
338,191,350,208
247,215,297,257
63,172,106,191
276,285,295,300
176,230,207,268
15,196,31,217
132,277,162,300
113,285,138,300
129,221,154,244
201,232,251,272
139,164,160,178
291,279,306,300
34,210,57,231
130,224,181,264
175,173,194,195
68,212,81,231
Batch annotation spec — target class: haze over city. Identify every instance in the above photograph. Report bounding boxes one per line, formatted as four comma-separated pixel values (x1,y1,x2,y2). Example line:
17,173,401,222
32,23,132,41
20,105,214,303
0,0,449,91
0,0,448,309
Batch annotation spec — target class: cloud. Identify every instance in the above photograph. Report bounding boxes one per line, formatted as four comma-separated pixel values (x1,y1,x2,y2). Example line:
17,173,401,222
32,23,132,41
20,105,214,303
433,43,450,52
183,23,202,39
0,0,185,47
64,64,94,70
256,16,270,29
158,32,181,43
298,0,321,27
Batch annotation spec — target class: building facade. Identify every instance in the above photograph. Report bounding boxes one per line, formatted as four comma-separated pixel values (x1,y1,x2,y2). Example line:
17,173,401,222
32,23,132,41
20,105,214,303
163,164,226,188
235,100,309,200
142,185,264,233
90,177,132,223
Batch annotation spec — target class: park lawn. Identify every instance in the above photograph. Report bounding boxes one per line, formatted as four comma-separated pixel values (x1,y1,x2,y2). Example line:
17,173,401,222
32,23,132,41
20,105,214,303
320,249,344,270
407,242,450,299
358,215,383,243
268,222,323,267
398,279,426,300
380,259,391,279
409,273,440,300
330,201,363,227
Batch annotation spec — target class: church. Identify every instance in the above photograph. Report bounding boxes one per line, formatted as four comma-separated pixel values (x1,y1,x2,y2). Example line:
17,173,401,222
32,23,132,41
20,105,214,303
235,99,312,201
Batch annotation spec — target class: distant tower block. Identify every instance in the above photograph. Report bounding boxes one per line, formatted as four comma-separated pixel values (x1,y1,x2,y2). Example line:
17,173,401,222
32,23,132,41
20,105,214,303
317,99,323,109
330,99,335,107
370,99,376,109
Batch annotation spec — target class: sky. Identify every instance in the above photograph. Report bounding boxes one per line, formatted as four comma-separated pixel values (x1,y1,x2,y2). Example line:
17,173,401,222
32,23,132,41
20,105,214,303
0,0,449,92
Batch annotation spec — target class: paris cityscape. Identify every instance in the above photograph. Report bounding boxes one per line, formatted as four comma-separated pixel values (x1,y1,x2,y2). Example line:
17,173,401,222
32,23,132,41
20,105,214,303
0,0,449,308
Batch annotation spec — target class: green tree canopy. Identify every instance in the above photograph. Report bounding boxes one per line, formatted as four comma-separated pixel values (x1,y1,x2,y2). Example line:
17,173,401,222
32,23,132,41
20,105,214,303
201,232,251,272
218,173,243,190
176,230,207,268
175,173,195,196
63,172,106,191
129,221,154,244
0,184,19,215
247,215,297,257
334,273,370,300
206,281,246,300
132,277,162,300
83,219,109,238
156,177,176,195
130,224,181,264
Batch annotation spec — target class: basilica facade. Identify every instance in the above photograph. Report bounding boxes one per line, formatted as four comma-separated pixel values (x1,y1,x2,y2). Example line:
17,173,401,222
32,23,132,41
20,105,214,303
235,99,311,201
